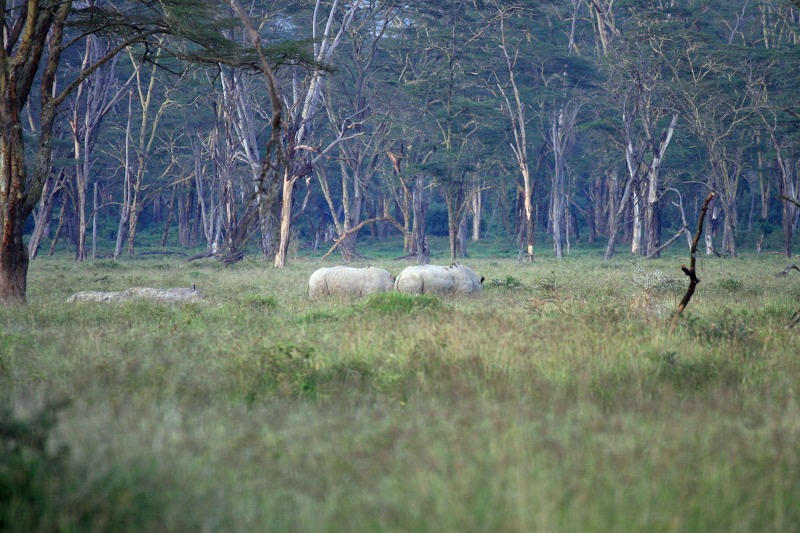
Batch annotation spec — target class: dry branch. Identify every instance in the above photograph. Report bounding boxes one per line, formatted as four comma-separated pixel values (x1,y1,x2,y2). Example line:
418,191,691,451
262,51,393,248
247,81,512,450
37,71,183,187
776,265,800,277
672,192,716,329
321,216,410,261
778,195,800,209
646,226,688,259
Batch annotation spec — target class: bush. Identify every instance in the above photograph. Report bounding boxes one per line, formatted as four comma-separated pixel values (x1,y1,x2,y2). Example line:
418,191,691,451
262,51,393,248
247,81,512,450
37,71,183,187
228,341,319,402
361,292,441,314
0,402,69,531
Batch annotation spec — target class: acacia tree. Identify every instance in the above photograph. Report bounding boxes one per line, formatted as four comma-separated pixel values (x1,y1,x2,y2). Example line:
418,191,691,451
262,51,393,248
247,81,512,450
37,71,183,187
0,0,305,303
397,2,494,261
68,35,131,261
494,4,536,262
316,1,399,262
0,0,161,303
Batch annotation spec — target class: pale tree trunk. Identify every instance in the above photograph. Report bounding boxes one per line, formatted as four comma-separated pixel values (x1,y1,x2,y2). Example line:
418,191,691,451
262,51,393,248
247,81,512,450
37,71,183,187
705,202,720,255
387,147,414,253
642,114,678,257
191,135,221,251
223,174,238,259
275,170,300,267
125,46,173,257
471,187,482,241
550,110,572,258
497,12,535,261
114,92,134,259
631,186,643,255
339,170,364,261
70,36,128,262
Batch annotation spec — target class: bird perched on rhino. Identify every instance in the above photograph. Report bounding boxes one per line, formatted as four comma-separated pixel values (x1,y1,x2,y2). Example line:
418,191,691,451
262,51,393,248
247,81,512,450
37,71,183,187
394,263,483,295
308,266,395,299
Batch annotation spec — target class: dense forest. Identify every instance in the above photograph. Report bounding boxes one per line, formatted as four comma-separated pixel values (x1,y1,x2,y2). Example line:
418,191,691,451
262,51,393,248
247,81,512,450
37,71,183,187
9,1,800,276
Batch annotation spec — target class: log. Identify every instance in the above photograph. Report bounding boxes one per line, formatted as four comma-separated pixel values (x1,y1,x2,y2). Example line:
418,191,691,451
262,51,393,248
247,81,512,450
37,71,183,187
67,287,204,304
776,265,800,277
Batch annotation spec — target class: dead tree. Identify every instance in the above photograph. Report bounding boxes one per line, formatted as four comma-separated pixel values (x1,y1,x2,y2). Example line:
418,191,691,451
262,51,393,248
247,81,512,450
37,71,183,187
671,192,716,332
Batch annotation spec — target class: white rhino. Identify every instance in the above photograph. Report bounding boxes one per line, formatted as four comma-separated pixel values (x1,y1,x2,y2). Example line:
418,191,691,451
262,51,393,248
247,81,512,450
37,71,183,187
308,266,395,299
394,263,483,295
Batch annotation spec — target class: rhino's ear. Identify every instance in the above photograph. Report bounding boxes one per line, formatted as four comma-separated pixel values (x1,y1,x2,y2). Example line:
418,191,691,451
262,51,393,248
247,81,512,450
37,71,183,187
480,276,485,284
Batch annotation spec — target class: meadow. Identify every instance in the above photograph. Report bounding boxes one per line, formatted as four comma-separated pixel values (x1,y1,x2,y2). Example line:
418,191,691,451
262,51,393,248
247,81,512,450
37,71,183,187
2,238,800,532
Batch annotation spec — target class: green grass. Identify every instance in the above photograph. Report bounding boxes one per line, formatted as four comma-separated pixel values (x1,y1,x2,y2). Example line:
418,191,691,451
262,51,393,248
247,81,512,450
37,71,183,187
2,243,800,531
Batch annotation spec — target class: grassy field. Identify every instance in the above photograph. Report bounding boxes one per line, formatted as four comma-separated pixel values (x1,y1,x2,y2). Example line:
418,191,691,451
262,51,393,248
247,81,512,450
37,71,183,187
2,238,800,532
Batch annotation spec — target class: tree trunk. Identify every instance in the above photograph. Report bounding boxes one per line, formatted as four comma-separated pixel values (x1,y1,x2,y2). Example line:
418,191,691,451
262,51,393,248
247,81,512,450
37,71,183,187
161,187,176,247
631,186,643,255
92,182,98,259
780,169,796,258
0,131,32,303
458,211,468,258
28,170,65,260
444,181,466,261
523,180,535,261
722,204,737,257
412,173,430,264
604,168,635,261
471,187,482,241
550,111,570,258
275,171,299,268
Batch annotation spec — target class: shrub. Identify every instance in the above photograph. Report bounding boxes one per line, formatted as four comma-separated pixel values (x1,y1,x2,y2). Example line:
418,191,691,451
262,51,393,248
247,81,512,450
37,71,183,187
239,294,279,311
361,292,441,314
228,342,319,402
714,277,743,292
0,402,69,531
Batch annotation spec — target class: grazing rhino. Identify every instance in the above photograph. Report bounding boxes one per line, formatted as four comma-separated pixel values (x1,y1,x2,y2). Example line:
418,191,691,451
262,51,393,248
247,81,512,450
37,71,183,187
394,263,483,295
308,266,395,299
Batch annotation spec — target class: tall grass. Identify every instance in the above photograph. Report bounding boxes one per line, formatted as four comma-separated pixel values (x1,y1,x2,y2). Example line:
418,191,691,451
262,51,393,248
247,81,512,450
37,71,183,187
2,248,799,531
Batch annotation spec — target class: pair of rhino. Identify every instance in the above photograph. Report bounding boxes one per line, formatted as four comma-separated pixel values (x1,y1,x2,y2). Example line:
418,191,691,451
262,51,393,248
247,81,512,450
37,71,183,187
308,264,484,299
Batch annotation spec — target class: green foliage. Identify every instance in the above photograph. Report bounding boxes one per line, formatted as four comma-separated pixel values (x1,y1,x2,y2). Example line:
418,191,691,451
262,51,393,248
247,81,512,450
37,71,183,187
237,294,279,311
713,277,744,293
361,292,441,314
0,401,168,532
0,402,68,531
228,341,319,402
